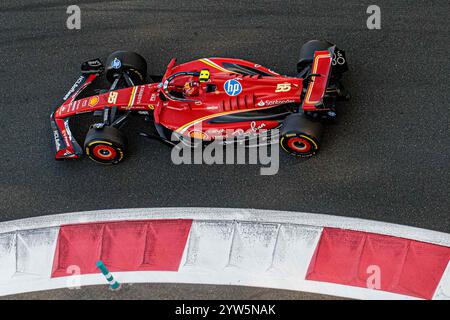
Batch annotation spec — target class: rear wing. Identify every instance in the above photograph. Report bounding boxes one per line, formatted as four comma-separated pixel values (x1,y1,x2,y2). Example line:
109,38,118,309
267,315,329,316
301,46,348,111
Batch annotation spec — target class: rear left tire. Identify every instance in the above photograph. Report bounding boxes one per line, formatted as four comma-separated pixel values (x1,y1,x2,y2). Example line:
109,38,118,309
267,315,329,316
280,113,323,157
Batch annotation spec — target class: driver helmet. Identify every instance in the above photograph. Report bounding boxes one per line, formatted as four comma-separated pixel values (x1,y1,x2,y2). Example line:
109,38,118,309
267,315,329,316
183,80,200,97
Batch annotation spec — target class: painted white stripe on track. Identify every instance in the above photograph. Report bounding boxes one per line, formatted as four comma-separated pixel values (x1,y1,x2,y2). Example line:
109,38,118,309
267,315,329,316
433,261,450,300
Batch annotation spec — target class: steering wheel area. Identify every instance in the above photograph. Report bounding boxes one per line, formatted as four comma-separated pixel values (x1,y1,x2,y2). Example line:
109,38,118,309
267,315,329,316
162,71,200,102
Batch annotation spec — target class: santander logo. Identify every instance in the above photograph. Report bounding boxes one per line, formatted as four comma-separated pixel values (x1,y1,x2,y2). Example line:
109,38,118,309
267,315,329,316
257,99,295,107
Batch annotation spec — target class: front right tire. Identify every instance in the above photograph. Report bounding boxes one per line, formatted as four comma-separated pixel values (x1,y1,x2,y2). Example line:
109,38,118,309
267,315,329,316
105,51,147,85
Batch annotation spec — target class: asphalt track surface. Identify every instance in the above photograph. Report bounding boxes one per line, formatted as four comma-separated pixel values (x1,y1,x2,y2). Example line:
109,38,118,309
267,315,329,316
1,0,449,231
0,0,449,299
4,283,343,300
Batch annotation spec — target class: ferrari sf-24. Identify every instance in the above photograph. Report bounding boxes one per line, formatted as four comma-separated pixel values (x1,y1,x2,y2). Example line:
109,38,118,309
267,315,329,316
50,40,350,164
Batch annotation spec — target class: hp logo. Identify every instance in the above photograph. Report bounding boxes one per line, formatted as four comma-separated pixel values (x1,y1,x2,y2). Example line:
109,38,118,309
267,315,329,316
224,79,242,96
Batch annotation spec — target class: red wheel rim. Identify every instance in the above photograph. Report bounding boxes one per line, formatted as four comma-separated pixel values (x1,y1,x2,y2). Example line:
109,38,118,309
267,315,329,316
287,137,311,153
93,145,117,160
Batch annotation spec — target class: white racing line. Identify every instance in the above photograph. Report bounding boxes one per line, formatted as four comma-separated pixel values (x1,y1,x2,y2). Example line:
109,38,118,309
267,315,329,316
0,207,449,299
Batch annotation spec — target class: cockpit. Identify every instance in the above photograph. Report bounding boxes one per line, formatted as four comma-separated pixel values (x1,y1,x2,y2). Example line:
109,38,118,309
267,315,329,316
161,70,216,102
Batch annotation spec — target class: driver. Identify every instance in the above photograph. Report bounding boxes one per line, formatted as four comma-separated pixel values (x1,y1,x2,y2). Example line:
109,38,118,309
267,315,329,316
183,80,200,97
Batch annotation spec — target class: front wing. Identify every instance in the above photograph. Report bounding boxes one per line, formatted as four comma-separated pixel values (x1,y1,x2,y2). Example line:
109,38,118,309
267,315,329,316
50,113,83,160
50,70,99,160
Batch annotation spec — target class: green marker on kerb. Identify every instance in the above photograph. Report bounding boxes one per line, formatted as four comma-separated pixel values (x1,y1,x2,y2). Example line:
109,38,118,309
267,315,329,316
96,260,120,290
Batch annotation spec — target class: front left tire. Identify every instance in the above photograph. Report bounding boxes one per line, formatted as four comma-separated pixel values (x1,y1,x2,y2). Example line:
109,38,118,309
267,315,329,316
84,126,126,164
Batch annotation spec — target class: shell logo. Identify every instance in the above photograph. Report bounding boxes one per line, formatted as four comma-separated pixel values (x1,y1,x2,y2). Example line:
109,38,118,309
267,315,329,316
88,96,99,107
189,131,207,140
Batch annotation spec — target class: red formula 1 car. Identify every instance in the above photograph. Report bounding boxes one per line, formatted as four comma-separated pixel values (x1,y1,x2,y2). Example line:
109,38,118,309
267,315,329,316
50,40,349,164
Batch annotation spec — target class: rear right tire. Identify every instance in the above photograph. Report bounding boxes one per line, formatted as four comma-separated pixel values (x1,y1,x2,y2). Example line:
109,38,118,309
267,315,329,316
297,40,333,73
